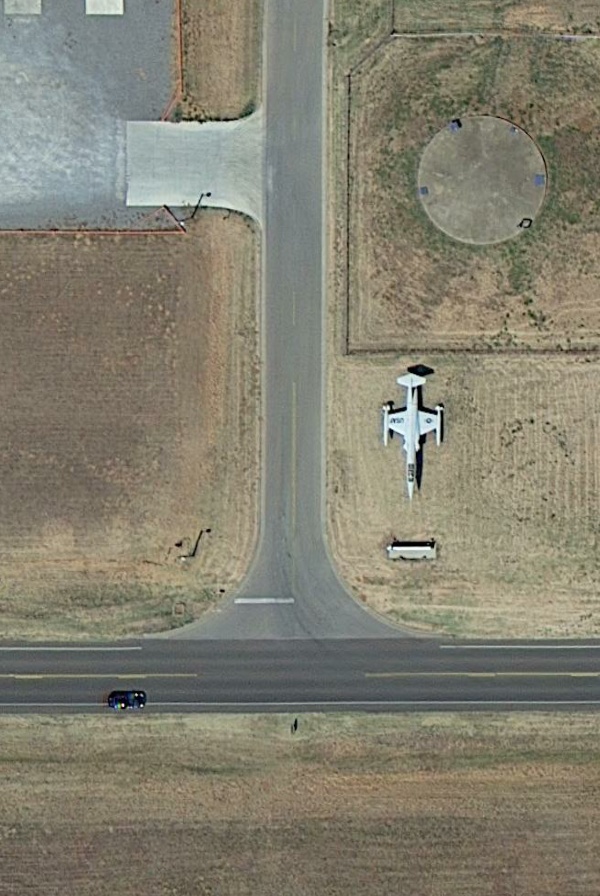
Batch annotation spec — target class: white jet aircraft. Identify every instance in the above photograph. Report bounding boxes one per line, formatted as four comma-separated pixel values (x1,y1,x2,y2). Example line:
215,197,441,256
381,372,444,499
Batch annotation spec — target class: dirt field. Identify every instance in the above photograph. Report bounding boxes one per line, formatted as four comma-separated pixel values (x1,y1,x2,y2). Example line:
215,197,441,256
327,354,600,637
1,712,599,895
0,218,259,640
345,35,600,351
176,0,263,121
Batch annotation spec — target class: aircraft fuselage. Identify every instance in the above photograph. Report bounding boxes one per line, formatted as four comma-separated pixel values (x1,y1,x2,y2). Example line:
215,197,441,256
400,384,420,499
382,370,443,500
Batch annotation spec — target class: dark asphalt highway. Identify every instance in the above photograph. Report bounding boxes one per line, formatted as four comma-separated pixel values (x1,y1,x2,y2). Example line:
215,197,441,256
1,640,600,713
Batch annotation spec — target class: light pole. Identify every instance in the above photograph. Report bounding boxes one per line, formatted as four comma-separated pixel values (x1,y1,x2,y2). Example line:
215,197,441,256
189,191,212,221
176,192,212,230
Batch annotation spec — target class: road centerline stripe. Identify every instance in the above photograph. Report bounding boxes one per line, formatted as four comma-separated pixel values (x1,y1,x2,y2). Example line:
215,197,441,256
365,672,600,678
2,674,198,680
0,646,142,652
440,644,600,650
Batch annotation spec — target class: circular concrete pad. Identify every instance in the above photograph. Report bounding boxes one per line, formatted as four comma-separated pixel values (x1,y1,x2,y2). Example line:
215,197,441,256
417,116,547,244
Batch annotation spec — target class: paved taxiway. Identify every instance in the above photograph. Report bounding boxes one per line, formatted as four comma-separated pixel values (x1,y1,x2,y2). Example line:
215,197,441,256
178,0,397,640
2,640,600,713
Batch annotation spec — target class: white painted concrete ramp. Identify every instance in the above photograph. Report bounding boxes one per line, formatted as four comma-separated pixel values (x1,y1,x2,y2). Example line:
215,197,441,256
86,0,124,13
126,110,263,223
4,0,41,13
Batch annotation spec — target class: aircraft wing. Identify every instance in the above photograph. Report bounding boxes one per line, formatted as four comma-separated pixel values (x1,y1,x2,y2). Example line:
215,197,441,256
418,406,444,445
418,408,439,435
387,409,407,437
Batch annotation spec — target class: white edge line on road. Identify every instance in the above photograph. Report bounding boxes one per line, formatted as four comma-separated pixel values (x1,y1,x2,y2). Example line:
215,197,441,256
2,700,600,709
0,700,600,714
0,646,142,651
440,644,600,650
234,598,295,605
151,700,600,706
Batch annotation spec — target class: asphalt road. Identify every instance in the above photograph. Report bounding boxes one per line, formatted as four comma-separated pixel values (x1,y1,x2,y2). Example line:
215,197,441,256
188,0,396,639
1,640,600,713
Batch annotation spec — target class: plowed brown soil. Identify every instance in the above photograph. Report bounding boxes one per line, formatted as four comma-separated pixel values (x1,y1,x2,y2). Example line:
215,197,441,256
0,216,259,639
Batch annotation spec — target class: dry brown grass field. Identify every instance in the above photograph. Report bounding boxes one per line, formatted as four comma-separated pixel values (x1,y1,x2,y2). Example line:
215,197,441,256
329,1,600,72
0,218,259,639
1,712,599,895
177,0,262,121
345,35,600,351
327,3,600,637
327,354,600,637
392,0,600,33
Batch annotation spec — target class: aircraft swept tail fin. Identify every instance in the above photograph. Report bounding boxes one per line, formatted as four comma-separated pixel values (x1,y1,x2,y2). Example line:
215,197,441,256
397,372,426,390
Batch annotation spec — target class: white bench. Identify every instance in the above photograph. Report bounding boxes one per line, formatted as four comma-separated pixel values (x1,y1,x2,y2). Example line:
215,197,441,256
386,540,437,561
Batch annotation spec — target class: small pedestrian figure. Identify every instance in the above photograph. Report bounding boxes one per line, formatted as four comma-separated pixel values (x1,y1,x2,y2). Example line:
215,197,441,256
291,718,298,734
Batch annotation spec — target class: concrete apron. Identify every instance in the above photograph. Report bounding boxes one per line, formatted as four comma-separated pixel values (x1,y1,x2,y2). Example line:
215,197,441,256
125,109,264,224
